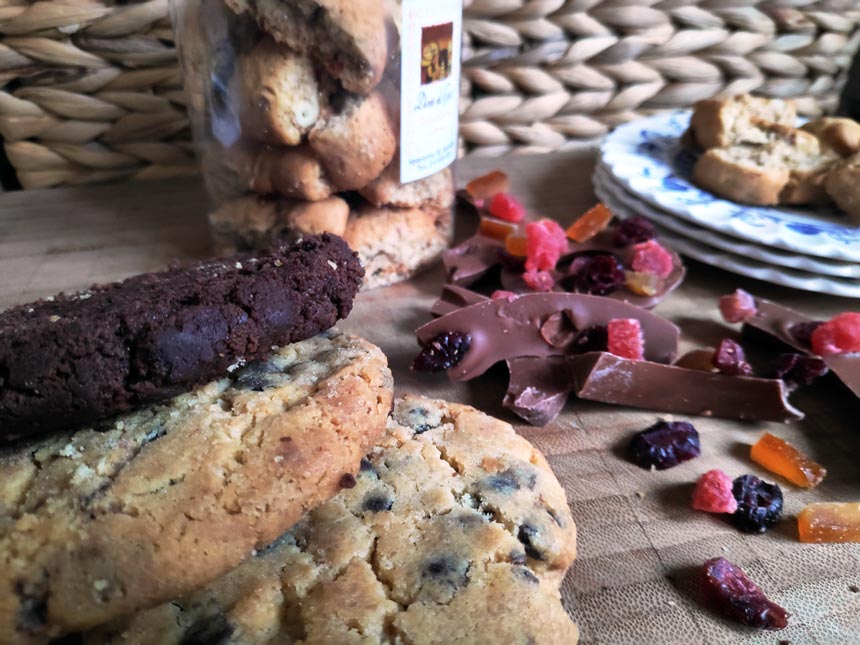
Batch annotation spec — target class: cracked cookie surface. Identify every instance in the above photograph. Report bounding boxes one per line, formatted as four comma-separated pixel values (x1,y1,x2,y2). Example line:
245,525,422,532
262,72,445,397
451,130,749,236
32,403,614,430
0,331,393,643
85,396,578,644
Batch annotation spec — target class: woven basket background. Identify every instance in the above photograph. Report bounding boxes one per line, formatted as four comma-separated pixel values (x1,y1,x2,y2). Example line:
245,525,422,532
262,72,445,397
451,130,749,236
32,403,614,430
1,0,859,189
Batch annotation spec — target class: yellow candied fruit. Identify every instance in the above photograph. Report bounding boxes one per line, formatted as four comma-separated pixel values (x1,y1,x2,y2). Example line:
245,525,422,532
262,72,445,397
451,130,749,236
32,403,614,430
466,170,510,201
566,203,614,243
505,233,528,257
750,432,826,488
479,216,520,241
624,270,661,297
798,503,860,543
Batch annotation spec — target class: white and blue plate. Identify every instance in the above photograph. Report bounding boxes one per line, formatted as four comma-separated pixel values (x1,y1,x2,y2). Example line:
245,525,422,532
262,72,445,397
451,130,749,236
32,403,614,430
599,111,860,263
594,171,860,298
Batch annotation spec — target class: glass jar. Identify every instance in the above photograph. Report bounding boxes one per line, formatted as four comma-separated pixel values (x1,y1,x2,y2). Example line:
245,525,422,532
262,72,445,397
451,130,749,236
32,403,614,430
170,0,462,289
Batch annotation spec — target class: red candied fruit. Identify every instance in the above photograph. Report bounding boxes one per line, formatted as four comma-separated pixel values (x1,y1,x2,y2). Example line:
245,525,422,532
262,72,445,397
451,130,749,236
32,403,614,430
693,469,738,514
702,557,789,630
630,240,674,279
810,312,860,356
719,289,757,323
522,270,555,292
488,193,526,223
712,338,753,376
491,290,518,301
525,219,568,272
607,318,644,360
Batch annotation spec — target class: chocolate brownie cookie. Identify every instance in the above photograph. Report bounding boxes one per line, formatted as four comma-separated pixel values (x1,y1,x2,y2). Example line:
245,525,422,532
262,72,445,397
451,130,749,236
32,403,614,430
0,331,393,643
85,396,578,644
0,234,361,442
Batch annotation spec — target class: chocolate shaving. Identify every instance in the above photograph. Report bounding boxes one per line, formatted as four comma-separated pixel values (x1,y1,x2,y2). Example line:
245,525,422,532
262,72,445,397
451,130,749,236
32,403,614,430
505,353,804,426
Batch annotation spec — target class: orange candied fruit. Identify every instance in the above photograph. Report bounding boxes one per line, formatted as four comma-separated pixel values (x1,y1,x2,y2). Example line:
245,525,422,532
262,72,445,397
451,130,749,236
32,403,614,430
624,270,661,297
798,502,860,543
566,203,613,243
479,216,519,241
466,170,510,201
505,233,528,257
750,432,826,489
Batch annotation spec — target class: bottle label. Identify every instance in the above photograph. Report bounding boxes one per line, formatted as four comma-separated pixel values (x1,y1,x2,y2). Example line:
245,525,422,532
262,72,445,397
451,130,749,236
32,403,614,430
399,0,462,184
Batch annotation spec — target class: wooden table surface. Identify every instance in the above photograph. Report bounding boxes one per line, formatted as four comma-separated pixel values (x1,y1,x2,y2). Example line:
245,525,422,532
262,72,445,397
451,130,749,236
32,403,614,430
2,152,859,644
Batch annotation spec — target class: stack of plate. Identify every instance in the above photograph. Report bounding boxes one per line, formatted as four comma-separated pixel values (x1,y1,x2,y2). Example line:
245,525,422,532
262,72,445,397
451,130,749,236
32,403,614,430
595,111,860,298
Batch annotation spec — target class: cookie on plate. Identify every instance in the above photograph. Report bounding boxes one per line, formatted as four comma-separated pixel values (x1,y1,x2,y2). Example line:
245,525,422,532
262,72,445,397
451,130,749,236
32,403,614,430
0,331,393,642
801,117,860,157
825,156,860,224
85,396,578,645
232,37,321,146
688,95,796,150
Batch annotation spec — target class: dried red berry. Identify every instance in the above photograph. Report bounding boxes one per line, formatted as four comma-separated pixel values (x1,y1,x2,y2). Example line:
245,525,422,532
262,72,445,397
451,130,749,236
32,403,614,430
712,338,753,376
811,312,860,356
607,318,644,361
412,332,472,372
566,254,626,296
630,240,674,278
522,270,555,292
571,325,608,354
774,353,829,390
525,219,568,272
614,216,656,247
702,557,789,630
693,469,738,514
788,321,821,348
488,192,526,223
628,421,701,470
719,289,757,323
731,474,783,533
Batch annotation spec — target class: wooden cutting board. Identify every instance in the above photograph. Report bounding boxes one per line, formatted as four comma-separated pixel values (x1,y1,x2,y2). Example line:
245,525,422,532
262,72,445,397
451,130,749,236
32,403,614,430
1,151,858,644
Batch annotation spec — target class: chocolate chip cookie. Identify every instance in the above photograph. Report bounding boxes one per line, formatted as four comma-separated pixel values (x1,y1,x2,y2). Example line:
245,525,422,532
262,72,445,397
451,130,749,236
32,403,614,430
0,331,393,643
85,396,578,644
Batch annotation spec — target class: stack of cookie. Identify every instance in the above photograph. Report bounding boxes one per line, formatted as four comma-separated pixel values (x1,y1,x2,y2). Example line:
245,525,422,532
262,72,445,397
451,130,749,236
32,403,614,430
0,238,579,642
174,0,455,289
686,94,860,222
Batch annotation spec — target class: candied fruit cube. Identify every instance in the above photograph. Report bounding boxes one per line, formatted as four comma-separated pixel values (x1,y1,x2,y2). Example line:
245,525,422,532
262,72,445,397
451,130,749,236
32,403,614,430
505,233,528,257
566,203,613,243
525,219,568,272
719,289,757,323
702,557,789,630
810,312,860,356
631,239,674,278
750,432,826,488
522,270,555,292
466,170,509,201
489,193,526,223
624,270,662,297
694,469,738,514
479,216,519,241
798,502,860,543
712,338,753,376
675,348,718,372
628,420,700,470
607,318,644,360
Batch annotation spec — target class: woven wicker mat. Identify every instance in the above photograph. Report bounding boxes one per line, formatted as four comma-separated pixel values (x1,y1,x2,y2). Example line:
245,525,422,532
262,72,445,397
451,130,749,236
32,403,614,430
0,151,858,643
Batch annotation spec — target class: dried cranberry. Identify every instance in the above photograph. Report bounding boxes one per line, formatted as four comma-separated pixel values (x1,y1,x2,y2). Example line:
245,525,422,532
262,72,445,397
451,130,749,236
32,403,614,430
614,216,656,247
712,338,753,376
565,254,625,296
702,557,789,630
731,474,783,533
571,325,608,354
774,353,829,390
412,332,472,372
628,421,701,470
788,321,822,348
